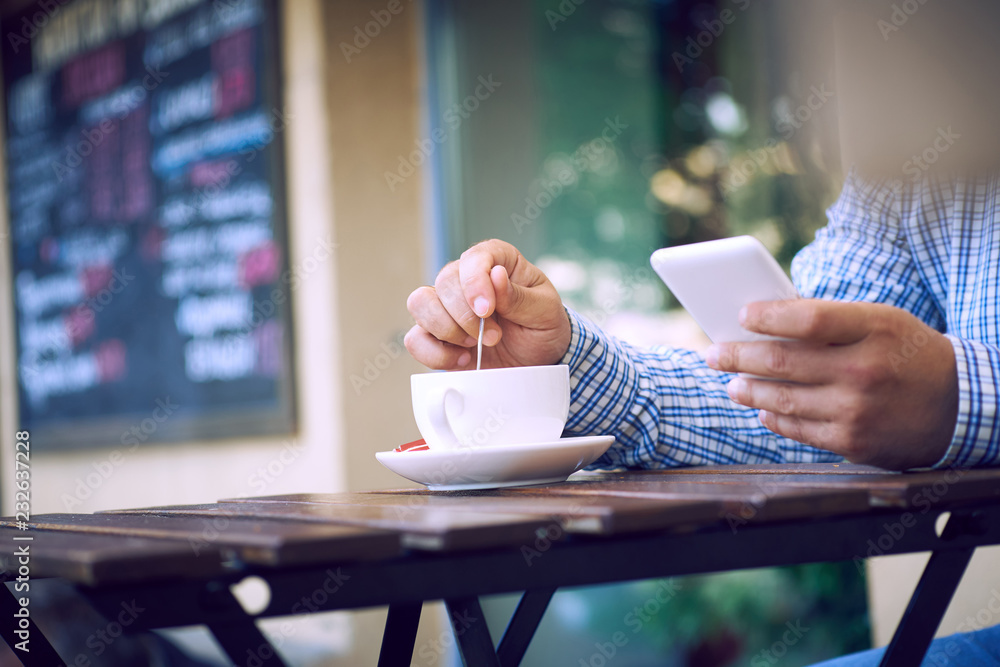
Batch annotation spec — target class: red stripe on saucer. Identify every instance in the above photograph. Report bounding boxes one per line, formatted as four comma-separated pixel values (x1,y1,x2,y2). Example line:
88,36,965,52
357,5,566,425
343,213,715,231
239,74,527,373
395,438,428,452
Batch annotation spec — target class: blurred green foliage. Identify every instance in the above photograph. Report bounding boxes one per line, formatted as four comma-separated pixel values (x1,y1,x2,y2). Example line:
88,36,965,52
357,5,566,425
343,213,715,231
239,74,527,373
513,562,869,666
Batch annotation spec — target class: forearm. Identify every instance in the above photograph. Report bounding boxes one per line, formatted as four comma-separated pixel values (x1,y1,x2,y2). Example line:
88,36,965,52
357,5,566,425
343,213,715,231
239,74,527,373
560,308,840,468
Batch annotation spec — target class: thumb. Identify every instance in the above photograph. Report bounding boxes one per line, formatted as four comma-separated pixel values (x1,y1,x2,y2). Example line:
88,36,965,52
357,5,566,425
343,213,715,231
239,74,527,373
491,264,550,326
457,239,521,317
491,265,522,315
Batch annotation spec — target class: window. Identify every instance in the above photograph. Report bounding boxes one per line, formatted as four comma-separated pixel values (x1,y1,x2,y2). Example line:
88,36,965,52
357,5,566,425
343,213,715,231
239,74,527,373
425,0,839,345
424,1,865,662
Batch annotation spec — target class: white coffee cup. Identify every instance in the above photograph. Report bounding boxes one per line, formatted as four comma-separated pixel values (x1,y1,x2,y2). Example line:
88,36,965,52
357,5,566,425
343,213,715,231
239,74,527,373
411,365,570,451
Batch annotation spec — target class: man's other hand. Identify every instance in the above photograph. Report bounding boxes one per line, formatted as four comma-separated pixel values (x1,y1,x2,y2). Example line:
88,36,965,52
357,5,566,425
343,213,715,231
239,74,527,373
705,299,958,470
405,239,571,370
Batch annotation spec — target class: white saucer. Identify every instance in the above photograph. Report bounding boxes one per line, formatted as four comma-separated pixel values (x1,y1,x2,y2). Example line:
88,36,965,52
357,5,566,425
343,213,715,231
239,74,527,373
375,436,615,491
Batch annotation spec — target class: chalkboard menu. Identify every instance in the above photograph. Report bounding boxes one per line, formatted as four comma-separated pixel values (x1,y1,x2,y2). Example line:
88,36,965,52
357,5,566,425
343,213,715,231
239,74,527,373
1,0,296,449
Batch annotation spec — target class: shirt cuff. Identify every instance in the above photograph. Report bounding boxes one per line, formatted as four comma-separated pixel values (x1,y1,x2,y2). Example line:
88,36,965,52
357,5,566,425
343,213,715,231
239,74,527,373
559,306,599,369
558,307,640,437
932,336,1000,469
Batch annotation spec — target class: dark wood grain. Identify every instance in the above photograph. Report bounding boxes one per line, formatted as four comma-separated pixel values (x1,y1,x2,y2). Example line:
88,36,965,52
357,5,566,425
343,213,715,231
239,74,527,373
0,527,227,586
224,492,726,536
9,465,998,590
843,468,1000,509
2,513,400,567
108,501,552,552
569,467,1000,509
487,479,872,525
577,463,884,475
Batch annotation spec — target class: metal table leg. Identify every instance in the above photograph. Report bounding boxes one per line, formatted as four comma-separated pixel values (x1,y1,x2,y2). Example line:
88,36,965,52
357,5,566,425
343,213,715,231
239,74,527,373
377,602,422,667
207,618,288,667
0,583,64,667
445,596,502,667
201,583,288,667
878,546,975,667
496,588,556,666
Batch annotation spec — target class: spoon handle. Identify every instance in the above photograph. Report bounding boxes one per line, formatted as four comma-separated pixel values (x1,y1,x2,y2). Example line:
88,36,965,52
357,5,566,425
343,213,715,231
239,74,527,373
476,317,484,370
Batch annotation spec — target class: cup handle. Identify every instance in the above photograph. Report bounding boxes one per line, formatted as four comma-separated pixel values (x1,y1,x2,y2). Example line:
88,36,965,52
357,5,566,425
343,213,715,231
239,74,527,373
426,387,463,449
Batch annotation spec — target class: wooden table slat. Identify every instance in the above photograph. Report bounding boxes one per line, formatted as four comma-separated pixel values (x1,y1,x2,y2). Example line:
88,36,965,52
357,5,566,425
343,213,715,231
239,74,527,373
486,480,872,525
108,502,553,552
569,468,1000,509
603,463,885,475
1,513,401,567
222,491,727,536
0,527,227,586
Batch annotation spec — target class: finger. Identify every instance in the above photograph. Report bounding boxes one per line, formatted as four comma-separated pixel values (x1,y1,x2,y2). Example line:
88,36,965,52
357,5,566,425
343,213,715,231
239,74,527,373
458,239,530,317
741,299,874,344
726,376,840,421
404,325,475,370
407,286,477,347
757,410,846,457
706,340,839,383
435,264,486,340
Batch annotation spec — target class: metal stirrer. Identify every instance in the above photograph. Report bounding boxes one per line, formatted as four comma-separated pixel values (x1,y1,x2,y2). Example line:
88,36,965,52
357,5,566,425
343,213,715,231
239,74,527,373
476,317,484,370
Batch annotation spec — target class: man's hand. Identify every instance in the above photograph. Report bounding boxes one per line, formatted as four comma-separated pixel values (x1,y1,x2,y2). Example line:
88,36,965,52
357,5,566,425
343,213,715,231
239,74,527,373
405,239,571,370
704,299,958,470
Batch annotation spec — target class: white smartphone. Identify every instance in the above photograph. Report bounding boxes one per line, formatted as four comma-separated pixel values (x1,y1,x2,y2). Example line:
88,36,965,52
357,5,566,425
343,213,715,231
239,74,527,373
650,236,799,343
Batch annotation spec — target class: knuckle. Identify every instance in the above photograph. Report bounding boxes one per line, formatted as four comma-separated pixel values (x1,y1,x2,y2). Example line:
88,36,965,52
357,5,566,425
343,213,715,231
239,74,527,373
457,315,480,335
481,238,509,253
463,238,505,261
764,345,790,375
403,326,421,353
810,423,840,455
788,417,808,444
850,366,874,389
459,270,478,292
721,345,738,370
799,306,826,338
767,411,806,445
848,359,887,389
774,385,795,414
841,395,869,426
744,304,764,329
807,421,830,449
758,301,785,328
434,268,454,293
869,304,893,331
406,286,432,314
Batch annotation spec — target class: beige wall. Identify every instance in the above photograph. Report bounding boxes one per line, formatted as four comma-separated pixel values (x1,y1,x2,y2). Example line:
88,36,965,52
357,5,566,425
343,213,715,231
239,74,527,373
322,0,431,493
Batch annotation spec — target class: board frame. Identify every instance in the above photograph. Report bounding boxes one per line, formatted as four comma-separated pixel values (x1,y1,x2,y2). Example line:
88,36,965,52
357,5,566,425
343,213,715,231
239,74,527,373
0,0,298,450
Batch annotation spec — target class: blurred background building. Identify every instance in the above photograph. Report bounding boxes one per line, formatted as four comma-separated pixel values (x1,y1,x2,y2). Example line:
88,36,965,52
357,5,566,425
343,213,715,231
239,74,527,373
0,0,997,664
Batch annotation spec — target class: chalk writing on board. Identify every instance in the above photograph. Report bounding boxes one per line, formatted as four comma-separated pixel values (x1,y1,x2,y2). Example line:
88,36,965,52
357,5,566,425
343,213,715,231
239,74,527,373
2,0,295,449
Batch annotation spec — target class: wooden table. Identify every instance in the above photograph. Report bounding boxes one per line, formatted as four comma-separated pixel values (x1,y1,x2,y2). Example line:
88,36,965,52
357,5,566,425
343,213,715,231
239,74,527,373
2,463,1000,667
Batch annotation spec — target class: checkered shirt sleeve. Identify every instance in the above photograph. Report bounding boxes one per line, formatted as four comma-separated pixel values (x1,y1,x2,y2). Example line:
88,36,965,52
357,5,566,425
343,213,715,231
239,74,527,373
562,170,1000,469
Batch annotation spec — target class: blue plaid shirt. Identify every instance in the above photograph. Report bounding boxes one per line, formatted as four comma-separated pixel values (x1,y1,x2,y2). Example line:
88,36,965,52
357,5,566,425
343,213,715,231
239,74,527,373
562,170,1000,469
